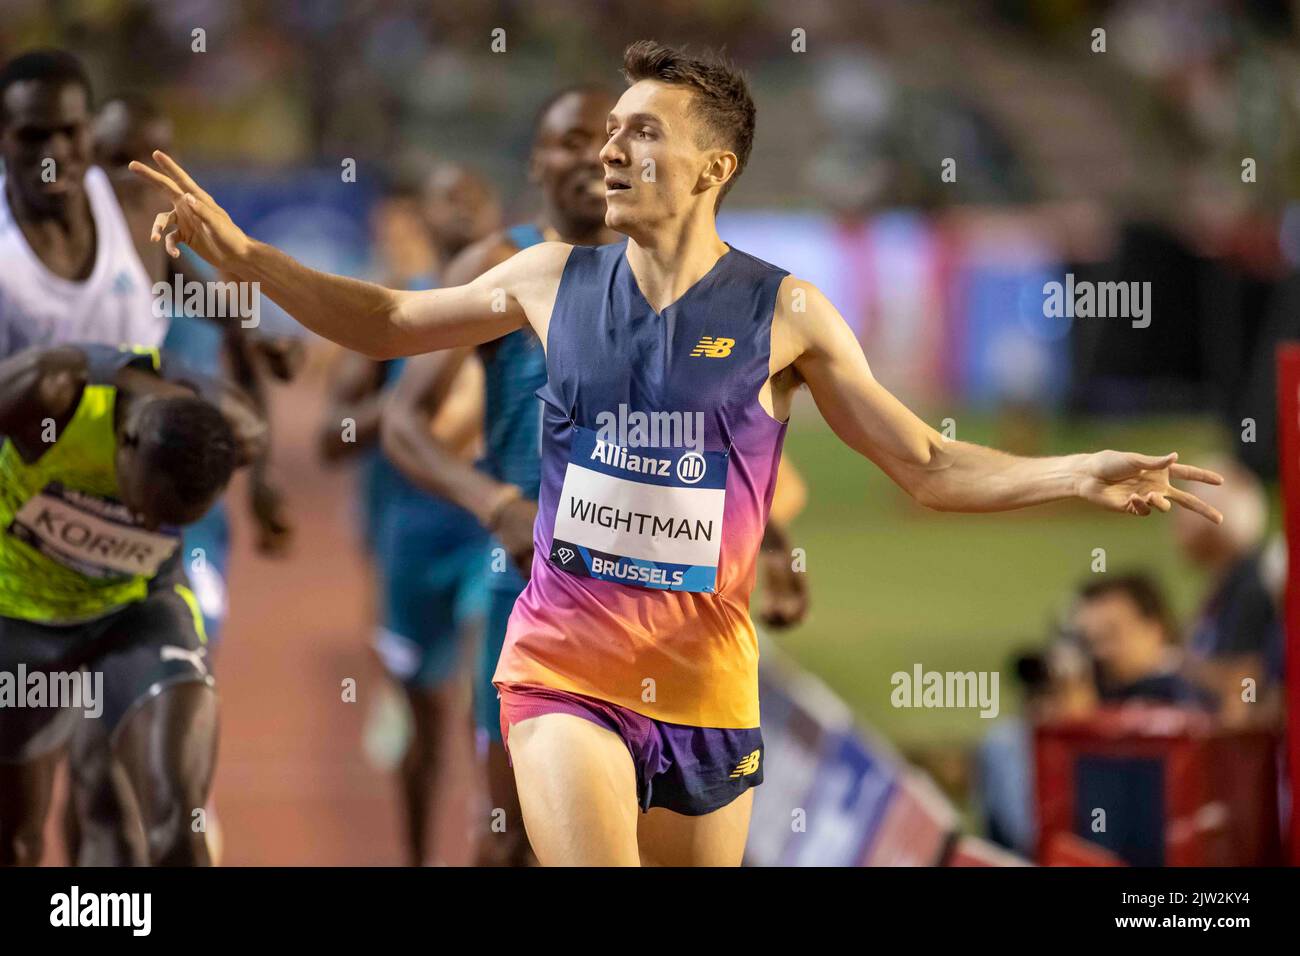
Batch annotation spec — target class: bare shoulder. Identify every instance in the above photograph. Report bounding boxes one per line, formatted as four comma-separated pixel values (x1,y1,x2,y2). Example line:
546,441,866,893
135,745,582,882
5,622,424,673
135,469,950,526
770,274,839,372
498,239,573,283
487,241,573,344
773,274,836,323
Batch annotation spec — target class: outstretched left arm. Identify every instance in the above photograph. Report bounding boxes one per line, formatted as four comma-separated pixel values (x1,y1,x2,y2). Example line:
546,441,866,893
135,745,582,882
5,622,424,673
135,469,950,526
776,277,1224,523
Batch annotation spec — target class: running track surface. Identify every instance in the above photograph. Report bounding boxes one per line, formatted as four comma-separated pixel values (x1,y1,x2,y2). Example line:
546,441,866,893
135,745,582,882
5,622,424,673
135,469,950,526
44,347,477,865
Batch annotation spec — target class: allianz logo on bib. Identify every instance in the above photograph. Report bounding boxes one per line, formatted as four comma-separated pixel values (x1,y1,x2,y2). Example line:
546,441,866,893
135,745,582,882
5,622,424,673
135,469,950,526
592,404,709,483
587,441,709,484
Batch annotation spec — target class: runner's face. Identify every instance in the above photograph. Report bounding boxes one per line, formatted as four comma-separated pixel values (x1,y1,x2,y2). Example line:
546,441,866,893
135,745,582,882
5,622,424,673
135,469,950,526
0,81,92,215
1072,594,1161,679
423,167,500,260
600,81,714,236
531,91,613,231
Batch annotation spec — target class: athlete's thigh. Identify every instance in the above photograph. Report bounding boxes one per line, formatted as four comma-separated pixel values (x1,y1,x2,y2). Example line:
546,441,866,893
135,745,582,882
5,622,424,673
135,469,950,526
113,681,219,812
0,614,86,765
636,789,753,867
0,614,86,864
93,581,213,734
507,712,640,866
96,583,219,823
67,708,147,866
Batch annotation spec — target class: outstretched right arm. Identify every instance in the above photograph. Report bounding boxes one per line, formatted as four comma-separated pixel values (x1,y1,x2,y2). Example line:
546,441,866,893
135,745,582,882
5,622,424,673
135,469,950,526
129,151,569,359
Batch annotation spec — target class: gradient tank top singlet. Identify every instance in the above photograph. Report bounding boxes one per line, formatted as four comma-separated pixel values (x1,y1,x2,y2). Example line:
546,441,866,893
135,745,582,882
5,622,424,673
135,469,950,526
493,241,788,729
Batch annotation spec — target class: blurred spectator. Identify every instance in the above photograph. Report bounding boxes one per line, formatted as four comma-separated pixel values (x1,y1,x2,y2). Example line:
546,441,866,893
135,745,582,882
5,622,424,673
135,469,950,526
976,639,1097,856
1072,573,1214,709
1175,456,1285,727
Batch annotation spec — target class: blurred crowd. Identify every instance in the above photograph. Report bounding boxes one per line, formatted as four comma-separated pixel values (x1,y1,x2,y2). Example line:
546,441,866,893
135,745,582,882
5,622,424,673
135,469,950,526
977,454,1286,860
1,1,1293,202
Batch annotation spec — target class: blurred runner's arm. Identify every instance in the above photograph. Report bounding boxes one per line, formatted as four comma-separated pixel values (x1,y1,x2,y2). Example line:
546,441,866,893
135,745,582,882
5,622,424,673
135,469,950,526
377,234,543,574
317,351,387,463
381,351,528,522
223,329,293,555
778,278,1226,523
767,453,807,527
759,454,809,629
129,153,568,358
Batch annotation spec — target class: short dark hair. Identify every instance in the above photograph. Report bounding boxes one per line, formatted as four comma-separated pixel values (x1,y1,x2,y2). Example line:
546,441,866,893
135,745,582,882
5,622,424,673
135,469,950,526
530,84,612,143
1077,573,1177,643
136,397,238,516
621,40,754,206
0,49,92,124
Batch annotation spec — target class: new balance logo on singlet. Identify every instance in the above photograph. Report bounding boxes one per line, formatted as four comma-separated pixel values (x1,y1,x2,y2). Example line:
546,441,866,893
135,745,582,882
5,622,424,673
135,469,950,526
690,336,734,358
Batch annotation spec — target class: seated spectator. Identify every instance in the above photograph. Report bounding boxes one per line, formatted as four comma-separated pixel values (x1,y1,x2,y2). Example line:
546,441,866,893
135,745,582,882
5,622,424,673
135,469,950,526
977,639,1097,856
1071,574,1215,710
1174,456,1284,727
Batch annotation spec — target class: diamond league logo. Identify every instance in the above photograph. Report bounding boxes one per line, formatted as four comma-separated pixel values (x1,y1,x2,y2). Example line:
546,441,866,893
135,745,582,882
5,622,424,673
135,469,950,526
556,546,576,564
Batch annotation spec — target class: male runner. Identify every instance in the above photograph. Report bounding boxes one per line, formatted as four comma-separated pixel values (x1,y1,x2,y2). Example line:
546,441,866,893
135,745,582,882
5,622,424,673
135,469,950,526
134,40,1226,866
382,85,807,864
0,52,162,355
86,88,302,866
0,343,264,865
319,164,500,865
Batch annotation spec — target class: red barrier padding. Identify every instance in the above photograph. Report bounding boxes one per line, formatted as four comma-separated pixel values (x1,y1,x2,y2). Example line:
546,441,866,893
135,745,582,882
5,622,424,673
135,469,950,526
1035,706,1281,866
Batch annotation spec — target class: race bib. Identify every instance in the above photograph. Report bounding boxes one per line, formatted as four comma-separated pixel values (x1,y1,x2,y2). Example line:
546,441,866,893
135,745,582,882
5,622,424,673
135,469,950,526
548,425,726,592
7,482,179,580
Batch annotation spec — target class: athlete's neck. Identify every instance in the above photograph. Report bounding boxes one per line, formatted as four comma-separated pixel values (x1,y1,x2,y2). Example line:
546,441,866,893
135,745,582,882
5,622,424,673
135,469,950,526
539,207,618,247
5,175,92,233
623,213,728,314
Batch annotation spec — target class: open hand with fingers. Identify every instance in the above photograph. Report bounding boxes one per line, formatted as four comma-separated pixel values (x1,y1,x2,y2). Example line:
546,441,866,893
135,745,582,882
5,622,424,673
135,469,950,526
128,150,252,270
1076,450,1224,523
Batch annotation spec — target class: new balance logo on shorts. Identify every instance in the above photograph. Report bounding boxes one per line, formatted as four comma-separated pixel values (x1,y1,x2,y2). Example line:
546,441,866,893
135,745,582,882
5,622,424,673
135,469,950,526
730,749,761,778
690,336,734,358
